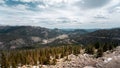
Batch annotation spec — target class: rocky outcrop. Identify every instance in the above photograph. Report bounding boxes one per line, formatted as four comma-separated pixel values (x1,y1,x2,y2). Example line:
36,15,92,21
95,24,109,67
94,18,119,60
42,46,120,68
42,34,68,44
96,46,120,68
31,36,41,42
17,46,120,68
42,54,97,68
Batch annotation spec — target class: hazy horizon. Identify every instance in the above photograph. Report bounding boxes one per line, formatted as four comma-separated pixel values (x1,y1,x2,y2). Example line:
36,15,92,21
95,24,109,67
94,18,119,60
0,24,120,29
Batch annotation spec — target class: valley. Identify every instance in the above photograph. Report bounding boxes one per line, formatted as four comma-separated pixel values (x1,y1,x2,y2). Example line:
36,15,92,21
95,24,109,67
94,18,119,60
0,26,120,68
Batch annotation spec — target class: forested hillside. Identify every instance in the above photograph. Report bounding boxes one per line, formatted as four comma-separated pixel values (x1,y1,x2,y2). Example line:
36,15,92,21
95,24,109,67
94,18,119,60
0,26,120,68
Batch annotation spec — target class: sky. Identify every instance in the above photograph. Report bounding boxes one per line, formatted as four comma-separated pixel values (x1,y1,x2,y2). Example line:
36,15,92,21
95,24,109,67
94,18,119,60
0,0,120,29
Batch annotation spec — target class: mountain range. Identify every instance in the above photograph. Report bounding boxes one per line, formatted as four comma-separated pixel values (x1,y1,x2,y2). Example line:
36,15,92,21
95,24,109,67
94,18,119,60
0,26,120,50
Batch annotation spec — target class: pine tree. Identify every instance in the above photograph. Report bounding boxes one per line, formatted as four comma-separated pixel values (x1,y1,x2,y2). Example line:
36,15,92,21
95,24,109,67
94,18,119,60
1,52,9,68
85,45,95,54
96,47,103,58
94,42,100,49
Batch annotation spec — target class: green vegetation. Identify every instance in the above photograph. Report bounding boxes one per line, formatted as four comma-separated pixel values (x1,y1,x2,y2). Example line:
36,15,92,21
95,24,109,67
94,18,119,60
85,42,118,58
0,45,81,67
0,42,119,67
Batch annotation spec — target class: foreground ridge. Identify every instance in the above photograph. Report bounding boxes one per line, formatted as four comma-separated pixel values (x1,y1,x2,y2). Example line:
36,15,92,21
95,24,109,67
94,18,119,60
18,46,120,68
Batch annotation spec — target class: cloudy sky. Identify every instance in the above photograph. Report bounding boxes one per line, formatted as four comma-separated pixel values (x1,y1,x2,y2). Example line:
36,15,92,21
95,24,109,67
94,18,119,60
0,0,120,29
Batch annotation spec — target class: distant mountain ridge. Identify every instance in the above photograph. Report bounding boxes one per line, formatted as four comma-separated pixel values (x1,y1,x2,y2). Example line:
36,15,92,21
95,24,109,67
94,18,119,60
75,28,120,45
0,26,120,50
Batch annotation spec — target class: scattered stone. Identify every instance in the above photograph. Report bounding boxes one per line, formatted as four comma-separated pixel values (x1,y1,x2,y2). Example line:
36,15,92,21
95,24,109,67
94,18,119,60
83,66,95,68
18,46,120,68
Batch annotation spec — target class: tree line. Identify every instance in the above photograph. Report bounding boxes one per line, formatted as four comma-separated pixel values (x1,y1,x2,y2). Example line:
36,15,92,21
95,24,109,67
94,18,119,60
0,45,82,68
0,42,119,68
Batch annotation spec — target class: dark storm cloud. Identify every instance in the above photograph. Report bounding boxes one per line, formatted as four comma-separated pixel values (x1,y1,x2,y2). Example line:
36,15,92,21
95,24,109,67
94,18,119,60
76,0,111,9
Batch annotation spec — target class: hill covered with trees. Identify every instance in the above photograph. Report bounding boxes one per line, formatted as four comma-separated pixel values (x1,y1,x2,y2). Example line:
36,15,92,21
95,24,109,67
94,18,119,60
0,26,120,67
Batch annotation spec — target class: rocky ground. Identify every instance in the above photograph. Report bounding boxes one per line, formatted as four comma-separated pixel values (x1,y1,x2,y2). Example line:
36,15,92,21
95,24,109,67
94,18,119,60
96,46,120,68
19,46,120,68
42,46,120,68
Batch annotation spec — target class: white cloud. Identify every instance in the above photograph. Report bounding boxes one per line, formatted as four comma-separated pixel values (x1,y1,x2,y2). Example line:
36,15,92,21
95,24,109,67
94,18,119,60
115,7,120,13
38,4,48,9
0,0,5,4
0,0,120,29
19,0,38,2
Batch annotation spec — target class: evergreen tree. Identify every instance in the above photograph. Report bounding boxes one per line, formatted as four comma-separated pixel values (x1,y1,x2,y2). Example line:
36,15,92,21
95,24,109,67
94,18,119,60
85,45,95,54
96,47,103,58
1,52,9,68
